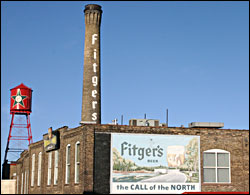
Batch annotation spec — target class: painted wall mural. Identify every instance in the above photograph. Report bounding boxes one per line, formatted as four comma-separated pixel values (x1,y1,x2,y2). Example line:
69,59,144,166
110,133,200,194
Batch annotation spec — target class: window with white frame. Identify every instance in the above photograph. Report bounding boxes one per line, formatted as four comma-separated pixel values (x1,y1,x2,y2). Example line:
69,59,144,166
75,141,80,183
26,170,29,194
24,171,27,194
17,175,19,194
203,149,230,183
47,152,52,185
31,154,35,187
37,152,42,186
65,144,71,184
54,150,59,185
21,172,23,194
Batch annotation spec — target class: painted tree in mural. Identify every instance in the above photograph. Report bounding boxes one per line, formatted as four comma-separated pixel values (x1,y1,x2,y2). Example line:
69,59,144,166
184,138,199,172
113,148,136,171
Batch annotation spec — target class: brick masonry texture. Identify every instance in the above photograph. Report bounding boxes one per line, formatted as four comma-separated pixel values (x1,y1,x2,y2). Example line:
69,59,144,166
11,124,249,194
81,5,102,124
94,133,111,194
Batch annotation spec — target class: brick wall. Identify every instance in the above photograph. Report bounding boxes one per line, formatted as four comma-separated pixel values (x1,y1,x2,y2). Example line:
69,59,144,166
16,126,86,194
14,124,249,194
91,125,249,193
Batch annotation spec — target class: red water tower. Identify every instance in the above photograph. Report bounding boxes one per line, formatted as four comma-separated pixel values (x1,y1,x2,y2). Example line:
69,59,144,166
3,83,33,178
10,83,32,114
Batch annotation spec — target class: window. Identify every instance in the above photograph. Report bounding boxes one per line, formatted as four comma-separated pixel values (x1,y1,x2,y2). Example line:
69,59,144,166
37,152,42,186
26,170,29,194
203,149,230,183
47,152,52,185
21,173,23,194
17,175,19,194
24,171,27,194
31,154,35,186
54,150,59,185
65,144,71,184
75,141,80,183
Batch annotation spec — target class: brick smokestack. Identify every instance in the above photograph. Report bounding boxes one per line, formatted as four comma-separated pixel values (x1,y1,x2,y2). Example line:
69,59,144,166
80,4,102,124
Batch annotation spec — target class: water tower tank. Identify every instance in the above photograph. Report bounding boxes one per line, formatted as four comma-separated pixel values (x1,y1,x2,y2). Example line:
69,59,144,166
10,83,32,113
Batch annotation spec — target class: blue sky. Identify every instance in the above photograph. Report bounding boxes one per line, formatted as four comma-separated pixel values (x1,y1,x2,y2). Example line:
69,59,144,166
1,1,249,165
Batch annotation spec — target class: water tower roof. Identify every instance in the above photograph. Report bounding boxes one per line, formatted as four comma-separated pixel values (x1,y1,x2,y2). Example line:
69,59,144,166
10,83,32,91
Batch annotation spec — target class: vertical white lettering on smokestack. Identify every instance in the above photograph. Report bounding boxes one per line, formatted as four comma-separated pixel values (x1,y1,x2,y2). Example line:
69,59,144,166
92,101,97,109
93,63,97,72
81,4,102,125
92,33,98,122
92,76,98,86
92,90,97,98
92,113,97,120
93,49,97,60
92,34,98,45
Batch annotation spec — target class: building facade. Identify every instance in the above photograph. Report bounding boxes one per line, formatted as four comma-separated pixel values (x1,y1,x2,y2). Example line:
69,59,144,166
9,124,249,194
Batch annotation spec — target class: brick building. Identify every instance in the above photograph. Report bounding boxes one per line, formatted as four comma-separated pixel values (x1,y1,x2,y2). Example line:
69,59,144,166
8,124,249,194
4,3,249,194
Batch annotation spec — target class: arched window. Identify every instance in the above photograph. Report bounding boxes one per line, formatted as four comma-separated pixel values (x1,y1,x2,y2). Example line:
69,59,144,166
75,141,80,183
37,152,42,186
47,152,52,185
31,154,35,187
24,171,27,194
65,144,71,184
54,150,59,185
203,149,230,183
26,170,29,194
16,175,19,194
21,172,23,194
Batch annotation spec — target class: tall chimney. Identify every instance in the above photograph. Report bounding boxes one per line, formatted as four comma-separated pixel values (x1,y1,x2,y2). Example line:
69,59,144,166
80,4,102,125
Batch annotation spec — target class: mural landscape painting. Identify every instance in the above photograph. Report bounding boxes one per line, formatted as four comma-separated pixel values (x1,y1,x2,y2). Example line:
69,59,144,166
112,136,199,183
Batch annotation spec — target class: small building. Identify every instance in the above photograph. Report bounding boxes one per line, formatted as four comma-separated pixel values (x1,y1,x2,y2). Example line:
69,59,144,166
154,169,168,174
1,180,16,194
